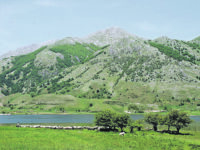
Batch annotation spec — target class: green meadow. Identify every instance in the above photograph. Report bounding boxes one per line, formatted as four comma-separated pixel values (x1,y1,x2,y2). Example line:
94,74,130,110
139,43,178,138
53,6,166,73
1,93,200,115
0,123,200,150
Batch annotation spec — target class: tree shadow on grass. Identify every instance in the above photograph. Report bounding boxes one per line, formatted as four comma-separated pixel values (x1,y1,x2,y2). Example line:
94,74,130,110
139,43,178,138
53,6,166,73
188,144,200,149
158,130,193,135
98,128,119,132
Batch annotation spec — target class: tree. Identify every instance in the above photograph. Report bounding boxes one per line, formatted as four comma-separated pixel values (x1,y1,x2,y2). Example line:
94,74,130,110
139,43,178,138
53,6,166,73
160,115,172,131
145,113,161,131
168,110,192,133
128,119,135,133
115,113,130,131
128,104,145,113
128,119,143,133
128,104,139,113
95,110,116,130
134,119,144,131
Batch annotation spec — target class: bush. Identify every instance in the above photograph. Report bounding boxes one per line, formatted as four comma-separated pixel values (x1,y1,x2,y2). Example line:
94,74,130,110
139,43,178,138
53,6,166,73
30,92,37,98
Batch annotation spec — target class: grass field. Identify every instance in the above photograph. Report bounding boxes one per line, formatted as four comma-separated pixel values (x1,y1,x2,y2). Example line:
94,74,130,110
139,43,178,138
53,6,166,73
1,93,200,115
0,125,200,150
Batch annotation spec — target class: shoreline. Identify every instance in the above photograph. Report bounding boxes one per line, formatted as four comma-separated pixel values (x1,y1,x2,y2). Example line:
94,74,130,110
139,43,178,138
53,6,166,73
0,112,199,116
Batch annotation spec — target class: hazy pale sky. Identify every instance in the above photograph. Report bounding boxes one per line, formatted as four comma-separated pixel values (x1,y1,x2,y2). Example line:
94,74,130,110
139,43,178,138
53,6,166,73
0,0,200,56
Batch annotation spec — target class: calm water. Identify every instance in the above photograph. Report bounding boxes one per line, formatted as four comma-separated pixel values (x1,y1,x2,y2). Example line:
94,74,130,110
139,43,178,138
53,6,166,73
0,114,199,124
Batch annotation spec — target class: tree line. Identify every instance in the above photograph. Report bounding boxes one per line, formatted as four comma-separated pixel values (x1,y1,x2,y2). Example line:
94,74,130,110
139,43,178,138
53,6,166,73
95,110,192,134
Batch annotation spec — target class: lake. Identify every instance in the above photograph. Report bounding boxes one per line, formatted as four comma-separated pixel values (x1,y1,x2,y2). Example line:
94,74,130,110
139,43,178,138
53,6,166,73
0,114,199,124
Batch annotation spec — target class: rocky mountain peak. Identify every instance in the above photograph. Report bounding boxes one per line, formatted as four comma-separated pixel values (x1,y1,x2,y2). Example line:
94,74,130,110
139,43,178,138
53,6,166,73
84,27,139,46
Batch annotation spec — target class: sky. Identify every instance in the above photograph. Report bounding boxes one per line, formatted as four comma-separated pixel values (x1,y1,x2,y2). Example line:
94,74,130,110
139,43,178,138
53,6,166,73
0,0,200,56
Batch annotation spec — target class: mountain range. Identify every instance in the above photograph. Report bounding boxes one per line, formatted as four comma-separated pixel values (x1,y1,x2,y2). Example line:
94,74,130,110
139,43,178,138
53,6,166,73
0,27,200,114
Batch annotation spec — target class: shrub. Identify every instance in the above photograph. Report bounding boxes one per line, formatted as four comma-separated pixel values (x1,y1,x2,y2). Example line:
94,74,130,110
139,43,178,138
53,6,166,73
30,92,37,98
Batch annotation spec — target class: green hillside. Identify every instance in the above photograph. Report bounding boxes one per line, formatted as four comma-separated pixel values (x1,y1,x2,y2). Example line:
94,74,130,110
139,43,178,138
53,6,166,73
193,36,200,41
0,28,200,114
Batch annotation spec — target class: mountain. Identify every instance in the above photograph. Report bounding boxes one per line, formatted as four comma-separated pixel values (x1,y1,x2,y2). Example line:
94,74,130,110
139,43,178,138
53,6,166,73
193,36,200,42
0,27,200,114
0,40,56,60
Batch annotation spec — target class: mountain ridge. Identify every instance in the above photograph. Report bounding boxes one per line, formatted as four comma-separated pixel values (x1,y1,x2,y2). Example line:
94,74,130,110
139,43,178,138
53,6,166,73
0,27,200,114
2,27,199,60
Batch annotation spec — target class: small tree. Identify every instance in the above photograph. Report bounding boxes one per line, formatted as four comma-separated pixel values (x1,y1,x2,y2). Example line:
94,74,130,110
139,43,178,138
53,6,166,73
168,110,192,133
95,110,116,130
128,104,139,113
128,119,135,133
145,113,161,131
128,119,143,133
135,119,144,131
115,113,130,131
160,115,172,131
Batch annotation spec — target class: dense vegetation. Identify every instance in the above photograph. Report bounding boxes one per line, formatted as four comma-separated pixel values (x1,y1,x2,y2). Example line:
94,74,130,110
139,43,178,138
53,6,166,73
183,41,200,50
50,43,101,69
0,46,47,95
0,43,105,96
149,41,196,64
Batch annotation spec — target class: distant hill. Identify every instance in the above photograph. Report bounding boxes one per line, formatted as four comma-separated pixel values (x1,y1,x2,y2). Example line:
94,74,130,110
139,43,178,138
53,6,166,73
193,36,200,41
0,27,200,114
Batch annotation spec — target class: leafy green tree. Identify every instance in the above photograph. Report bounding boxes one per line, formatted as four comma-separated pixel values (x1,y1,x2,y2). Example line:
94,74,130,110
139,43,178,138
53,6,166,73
128,104,145,113
168,110,192,133
145,113,161,131
95,110,116,129
159,115,172,131
128,119,135,133
115,113,130,131
134,119,144,131
128,104,139,112
128,119,143,133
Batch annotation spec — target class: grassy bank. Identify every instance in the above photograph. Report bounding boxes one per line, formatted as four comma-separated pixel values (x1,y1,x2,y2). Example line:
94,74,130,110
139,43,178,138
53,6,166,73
1,93,200,115
0,126,200,150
